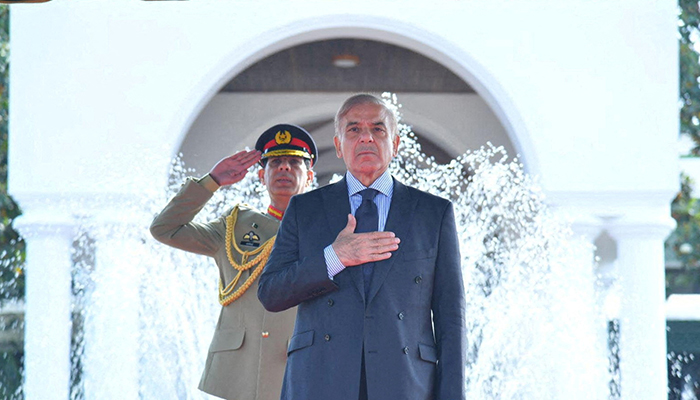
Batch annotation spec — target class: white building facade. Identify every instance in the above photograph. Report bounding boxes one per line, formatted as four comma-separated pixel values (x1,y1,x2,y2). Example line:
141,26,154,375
8,1,678,399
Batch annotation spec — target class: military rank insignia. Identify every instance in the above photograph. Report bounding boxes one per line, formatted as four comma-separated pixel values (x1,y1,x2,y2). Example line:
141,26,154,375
240,230,261,247
275,130,292,144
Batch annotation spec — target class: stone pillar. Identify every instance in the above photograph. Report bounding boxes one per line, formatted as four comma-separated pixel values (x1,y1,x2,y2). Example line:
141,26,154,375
81,218,141,400
608,219,674,400
566,214,612,398
16,214,76,400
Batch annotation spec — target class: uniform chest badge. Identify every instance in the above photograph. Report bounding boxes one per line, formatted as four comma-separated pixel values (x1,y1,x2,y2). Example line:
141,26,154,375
240,230,261,247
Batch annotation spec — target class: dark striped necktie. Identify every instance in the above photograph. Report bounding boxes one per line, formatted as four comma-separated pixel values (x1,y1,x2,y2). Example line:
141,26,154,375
355,188,379,298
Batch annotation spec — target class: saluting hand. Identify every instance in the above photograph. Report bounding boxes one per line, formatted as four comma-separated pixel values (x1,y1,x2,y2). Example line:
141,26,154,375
332,214,400,267
209,150,262,187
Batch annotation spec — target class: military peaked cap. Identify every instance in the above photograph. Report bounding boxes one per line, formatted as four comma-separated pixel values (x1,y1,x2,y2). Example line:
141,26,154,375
255,124,317,167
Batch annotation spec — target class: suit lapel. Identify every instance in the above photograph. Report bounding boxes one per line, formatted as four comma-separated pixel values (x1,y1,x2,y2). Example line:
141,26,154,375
366,178,416,305
321,178,351,235
321,178,366,300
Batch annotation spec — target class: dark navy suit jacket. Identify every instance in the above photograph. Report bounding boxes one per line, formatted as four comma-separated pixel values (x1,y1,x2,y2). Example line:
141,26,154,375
258,177,466,400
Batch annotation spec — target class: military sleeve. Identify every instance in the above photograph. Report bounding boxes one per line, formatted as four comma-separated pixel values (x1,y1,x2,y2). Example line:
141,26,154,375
149,178,225,257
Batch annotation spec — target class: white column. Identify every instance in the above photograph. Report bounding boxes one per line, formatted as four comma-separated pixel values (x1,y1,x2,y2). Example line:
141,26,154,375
567,215,612,399
608,219,674,400
81,219,141,400
15,215,75,400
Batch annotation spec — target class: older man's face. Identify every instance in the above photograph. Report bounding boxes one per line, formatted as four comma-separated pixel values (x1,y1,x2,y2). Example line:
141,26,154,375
334,103,399,180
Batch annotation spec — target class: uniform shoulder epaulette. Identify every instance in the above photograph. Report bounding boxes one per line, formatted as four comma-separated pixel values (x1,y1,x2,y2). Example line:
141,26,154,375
232,203,265,216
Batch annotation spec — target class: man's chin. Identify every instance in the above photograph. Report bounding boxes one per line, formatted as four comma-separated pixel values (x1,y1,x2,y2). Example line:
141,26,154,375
354,154,379,163
269,186,301,196
351,163,383,175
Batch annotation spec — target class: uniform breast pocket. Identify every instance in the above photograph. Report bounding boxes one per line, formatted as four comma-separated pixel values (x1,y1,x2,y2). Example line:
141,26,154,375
208,327,245,353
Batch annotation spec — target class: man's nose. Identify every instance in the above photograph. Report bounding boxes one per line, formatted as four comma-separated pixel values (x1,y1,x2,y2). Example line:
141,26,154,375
358,127,375,142
277,160,291,170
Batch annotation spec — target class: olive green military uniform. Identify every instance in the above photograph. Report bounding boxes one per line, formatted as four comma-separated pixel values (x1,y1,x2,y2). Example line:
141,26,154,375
150,178,296,400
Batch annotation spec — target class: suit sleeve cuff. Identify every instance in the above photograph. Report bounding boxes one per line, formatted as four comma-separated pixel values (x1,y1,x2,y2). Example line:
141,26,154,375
324,245,346,280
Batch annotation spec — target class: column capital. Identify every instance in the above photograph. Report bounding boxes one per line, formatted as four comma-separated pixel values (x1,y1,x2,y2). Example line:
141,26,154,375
606,216,676,242
14,212,77,240
12,191,152,238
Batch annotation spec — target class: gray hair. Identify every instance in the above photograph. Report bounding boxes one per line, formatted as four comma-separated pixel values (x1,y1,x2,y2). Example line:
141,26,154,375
333,93,398,138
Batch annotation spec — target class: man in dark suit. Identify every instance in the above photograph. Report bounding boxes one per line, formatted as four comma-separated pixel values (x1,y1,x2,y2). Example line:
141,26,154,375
258,94,466,400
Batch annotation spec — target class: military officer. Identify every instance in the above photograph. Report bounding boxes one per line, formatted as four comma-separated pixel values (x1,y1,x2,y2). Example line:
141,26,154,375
150,124,317,400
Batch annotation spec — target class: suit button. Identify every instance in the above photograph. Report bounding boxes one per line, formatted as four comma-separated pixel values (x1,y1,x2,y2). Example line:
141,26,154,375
398,312,405,320
325,334,331,341
403,346,409,354
327,299,334,307
414,276,422,284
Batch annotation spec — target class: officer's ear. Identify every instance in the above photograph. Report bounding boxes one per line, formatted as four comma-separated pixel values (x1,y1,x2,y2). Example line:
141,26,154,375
306,169,314,187
258,168,265,184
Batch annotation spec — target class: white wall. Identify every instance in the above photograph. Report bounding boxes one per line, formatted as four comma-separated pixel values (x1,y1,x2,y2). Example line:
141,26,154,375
8,0,678,202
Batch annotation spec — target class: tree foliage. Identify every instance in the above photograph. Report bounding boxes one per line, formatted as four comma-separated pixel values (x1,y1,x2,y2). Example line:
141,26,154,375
667,1,700,297
680,0,700,154
0,4,25,399
0,7,23,303
667,174,700,293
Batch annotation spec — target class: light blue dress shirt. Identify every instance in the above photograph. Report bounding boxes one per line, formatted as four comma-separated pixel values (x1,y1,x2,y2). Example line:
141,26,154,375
324,170,394,278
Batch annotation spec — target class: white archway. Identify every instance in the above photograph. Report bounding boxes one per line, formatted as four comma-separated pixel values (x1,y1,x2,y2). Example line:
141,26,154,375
163,15,539,178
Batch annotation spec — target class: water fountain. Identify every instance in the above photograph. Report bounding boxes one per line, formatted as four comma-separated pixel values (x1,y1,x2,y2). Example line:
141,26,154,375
389,128,610,399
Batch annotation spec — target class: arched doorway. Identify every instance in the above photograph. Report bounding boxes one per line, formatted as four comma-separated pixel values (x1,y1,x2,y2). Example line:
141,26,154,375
173,34,531,184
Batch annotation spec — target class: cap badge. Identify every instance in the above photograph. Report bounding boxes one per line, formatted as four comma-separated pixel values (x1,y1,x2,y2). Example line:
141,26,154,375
275,130,292,145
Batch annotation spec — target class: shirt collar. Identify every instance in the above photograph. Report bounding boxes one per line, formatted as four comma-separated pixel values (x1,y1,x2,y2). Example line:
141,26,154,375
346,170,393,197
